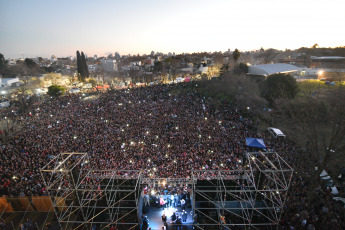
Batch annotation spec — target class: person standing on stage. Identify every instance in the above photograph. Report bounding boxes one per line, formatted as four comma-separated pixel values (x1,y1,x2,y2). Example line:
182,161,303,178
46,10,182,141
162,213,167,227
182,210,187,222
180,199,186,211
170,194,175,207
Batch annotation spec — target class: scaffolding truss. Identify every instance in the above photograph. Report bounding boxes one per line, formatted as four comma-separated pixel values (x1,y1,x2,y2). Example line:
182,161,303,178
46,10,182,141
193,151,293,230
40,152,142,230
40,151,292,230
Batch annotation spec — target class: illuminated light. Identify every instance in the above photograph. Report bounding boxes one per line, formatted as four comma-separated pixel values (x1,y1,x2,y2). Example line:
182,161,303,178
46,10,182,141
58,186,61,190
56,121,60,124
50,115,53,117
151,189,155,195
169,94,171,96
162,181,166,186
118,103,123,106
37,108,40,111
174,160,176,163
121,129,124,132
165,154,168,157
247,107,250,110
105,120,108,123
85,160,88,164
276,191,279,194
167,144,170,148
4,117,7,119
238,160,242,163
101,117,103,120
146,131,149,134
205,117,207,120
130,160,133,163
153,167,156,171
82,94,85,96
73,136,77,139
68,102,70,105
219,121,222,124
12,110,14,112
126,124,129,127
129,101,131,103
202,166,205,169
130,141,134,145
12,176,16,180
209,136,211,139
156,135,159,139
199,135,201,138
175,127,178,130
148,159,151,162
1,90,6,94
60,168,62,171
318,70,324,75
122,143,125,146
220,163,224,167
149,113,152,116
59,161,62,165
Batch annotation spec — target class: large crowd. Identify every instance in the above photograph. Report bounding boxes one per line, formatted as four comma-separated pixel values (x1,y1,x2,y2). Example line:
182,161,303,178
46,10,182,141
0,83,344,229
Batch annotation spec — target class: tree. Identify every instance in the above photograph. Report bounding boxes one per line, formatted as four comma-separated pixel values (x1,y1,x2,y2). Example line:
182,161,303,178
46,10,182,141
0,53,7,73
261,73,298,103
81,52,89,79
311,43,319,49
232,49,240,64
24,58,38,69
234,63,248,74
219,64,229,77
259,48,279,64
153,61,163,72
275,89,345,198
47,85,66,97
76,51,89,82
0,118,23,144
12,84,37,114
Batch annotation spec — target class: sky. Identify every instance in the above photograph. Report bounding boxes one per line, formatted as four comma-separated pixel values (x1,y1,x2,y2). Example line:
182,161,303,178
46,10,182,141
0,0,344,59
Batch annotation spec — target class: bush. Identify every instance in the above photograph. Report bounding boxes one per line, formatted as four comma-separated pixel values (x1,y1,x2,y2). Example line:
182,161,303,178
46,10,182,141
47,85,66,97
261,73,298,103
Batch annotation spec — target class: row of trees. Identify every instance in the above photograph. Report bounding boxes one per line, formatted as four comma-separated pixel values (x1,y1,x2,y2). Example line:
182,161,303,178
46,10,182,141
76,51,89,81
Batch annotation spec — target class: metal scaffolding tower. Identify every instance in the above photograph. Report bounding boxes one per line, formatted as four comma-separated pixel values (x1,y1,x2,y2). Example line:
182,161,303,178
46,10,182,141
40,152,142,230
193,151,293,230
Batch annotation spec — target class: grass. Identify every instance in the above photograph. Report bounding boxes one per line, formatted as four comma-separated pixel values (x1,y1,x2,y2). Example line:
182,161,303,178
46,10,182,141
297,80,344,97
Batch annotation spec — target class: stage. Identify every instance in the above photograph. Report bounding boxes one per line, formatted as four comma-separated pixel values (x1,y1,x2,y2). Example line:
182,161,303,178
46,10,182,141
142,196,194,230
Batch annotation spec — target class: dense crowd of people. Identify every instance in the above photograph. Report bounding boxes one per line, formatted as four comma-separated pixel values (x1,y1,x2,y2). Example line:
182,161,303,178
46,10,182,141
0,83,344,229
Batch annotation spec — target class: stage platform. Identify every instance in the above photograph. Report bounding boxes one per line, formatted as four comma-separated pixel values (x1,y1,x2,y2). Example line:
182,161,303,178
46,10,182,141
144,205,193,230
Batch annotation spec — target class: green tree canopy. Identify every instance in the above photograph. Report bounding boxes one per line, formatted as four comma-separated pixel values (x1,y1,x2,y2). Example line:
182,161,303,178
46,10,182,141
261,73,298,103
24,58,38,69
47,85,66,97
232,49,241,63
0,53,7,71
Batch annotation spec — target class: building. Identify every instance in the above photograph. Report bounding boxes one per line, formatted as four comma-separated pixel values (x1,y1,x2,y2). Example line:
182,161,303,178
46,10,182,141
101,59,118,72
248,63,299,77
0,77,20,88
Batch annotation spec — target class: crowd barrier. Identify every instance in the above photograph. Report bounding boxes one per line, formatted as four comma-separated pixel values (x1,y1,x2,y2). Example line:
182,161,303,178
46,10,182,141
0,196,66,213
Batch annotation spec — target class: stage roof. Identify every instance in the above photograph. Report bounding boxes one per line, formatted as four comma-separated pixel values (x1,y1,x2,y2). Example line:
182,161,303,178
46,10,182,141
248,63,299,76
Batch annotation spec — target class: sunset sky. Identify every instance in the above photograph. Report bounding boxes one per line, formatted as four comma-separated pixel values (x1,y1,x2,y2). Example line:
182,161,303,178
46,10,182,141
0,0,344,58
